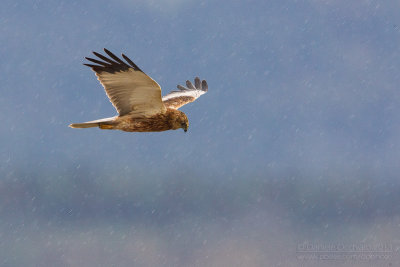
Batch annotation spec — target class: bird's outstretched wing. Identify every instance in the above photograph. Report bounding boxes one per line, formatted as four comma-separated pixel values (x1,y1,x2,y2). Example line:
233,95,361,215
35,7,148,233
162,77,208,109
84,49,166,117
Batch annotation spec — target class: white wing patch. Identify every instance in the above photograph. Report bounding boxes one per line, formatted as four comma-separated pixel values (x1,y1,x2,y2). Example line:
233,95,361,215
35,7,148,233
162,89,206,101
162,77,208,110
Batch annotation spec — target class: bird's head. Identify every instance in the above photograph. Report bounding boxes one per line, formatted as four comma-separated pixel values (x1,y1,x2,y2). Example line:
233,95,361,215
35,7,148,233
180,115,189,132
171,111,189,132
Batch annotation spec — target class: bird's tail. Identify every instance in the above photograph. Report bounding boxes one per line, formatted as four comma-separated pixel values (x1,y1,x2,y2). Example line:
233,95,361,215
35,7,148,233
69,117,116,129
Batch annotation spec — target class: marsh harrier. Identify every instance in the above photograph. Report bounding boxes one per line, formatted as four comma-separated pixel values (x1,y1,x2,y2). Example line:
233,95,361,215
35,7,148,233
69,49,208,132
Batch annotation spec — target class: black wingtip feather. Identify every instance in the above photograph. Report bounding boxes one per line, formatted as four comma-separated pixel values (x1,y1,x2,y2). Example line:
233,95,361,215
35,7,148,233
186,80,195,89
202,80,208,91
122,54,142,72
194,77,201,89
83,49,144,74
92,51,115,64
103,48,125,65
83,63,99,68
85,57,110,67
177,84,186,91
176,77,209,92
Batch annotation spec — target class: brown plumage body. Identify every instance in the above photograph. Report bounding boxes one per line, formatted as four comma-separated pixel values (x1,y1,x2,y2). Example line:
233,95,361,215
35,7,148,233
99,108,189,132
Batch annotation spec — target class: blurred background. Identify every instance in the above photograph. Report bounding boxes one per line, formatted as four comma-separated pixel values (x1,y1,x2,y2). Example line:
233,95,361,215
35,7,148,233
1,0,400,266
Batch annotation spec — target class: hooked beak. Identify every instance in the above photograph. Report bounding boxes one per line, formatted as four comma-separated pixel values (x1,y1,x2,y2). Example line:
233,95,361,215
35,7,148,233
182,123,188,132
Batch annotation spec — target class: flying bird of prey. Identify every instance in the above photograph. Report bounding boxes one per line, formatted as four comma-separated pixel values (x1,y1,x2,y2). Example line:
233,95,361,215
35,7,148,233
69,49,208,133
